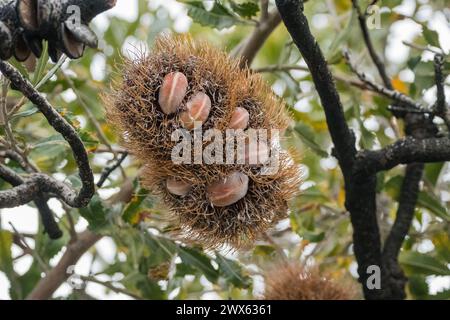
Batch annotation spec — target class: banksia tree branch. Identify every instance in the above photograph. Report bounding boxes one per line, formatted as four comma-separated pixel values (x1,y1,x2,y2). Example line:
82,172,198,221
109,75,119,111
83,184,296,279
237,8,282,68
354,136,450,175
0,151,62,239
0,60,95,208
382,163,424,300
275,0,382,299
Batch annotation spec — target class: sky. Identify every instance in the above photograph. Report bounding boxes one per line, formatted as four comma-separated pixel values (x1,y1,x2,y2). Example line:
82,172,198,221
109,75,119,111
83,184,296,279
0,0,449,300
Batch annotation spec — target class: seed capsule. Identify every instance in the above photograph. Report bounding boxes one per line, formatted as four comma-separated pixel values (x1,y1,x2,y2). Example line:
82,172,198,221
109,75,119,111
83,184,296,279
207,171,249,207
158,72,188,115
166,177,192,196
229,107,249,130
180,92,211,130
244,139,270,165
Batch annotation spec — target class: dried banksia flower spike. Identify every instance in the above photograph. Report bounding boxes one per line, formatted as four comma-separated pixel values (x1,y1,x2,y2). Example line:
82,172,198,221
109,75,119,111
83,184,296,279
107,35,301,248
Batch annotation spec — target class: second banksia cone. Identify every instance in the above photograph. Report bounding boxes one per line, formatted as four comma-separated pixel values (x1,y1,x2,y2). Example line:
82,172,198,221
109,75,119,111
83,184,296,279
106,35,301,248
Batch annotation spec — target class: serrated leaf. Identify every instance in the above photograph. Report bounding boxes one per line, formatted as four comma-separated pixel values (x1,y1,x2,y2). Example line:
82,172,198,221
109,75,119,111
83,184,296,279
399,251,450,276
78,195,109,231
182,1,240,30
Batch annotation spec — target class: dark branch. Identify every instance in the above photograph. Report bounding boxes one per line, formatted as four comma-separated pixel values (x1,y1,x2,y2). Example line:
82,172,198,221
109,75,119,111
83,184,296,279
276,0,386,299
352,0,392,89
354,136,450,175
433,54,450,130
0,60,94,208
0,163,62,238
382,163,424,300
97,152,128,188
275,0,356,173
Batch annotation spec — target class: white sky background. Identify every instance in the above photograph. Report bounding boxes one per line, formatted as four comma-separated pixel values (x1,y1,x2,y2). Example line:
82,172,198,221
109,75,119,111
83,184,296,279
1,0,449,300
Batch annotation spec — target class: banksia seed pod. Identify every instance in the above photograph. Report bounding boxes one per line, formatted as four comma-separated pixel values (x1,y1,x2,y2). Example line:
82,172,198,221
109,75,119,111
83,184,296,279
106,35,301,248
159,71,188,115
179,92,211,130
0,0,116,62
0,0,31,61
228,107,249,130
166,177,192,196
207,171,249,207
264,263,357,300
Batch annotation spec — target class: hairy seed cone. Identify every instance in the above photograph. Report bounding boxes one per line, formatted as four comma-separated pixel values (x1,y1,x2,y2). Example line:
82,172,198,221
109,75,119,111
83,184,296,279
264,263,358,300
106,35,301,248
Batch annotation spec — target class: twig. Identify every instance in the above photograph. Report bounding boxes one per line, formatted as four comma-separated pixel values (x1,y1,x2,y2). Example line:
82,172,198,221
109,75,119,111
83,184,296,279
344,51,425,111
80,276,143,300
254,63,368,89
352,0,391,88
234,8,282,68
402,41,443,55
433,54,450,131
9,222,49,272
60,70,116,155
97,152,128,188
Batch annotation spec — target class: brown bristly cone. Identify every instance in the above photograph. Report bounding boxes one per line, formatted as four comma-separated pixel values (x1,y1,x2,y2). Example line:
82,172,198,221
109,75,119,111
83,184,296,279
105,35,302,249
263,263,358,300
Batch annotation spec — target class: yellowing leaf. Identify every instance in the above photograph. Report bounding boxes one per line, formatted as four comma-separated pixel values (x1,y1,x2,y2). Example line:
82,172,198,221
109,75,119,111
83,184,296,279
392,76,409,94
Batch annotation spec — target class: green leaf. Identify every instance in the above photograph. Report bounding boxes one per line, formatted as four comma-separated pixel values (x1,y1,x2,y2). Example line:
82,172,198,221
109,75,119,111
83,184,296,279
294,123,328,158
0,231,13,273
215,253,251,288
122,188,150,226
32,43,49,86
399,251,450,276
78,195,109,231
10,107,39,120
407,274,429,299
230,1,259,18
423,27,440,48
178,247,219,282
417,191,449,221
181,1,240,30
299,230,325,242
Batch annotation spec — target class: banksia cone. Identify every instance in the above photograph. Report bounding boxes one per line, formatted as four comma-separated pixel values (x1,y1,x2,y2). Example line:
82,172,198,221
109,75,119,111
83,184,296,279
106,35,301,248
0,0,116,61
264,263,357,300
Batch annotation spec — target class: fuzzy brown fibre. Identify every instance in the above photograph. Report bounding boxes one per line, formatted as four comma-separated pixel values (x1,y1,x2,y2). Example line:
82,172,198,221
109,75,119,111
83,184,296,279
105,35,301,248
264,263,357,300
